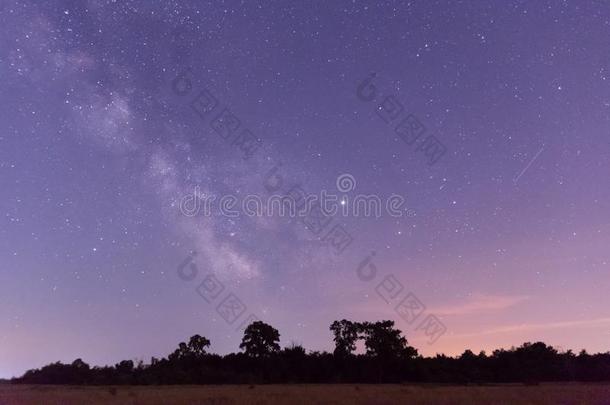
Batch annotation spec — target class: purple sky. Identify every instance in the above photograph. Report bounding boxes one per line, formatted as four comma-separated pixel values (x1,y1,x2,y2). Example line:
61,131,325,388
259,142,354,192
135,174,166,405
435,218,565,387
2,0,610,378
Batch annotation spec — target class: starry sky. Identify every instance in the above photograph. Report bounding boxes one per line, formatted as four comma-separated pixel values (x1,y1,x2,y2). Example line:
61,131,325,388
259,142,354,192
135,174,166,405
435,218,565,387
2,0,610,379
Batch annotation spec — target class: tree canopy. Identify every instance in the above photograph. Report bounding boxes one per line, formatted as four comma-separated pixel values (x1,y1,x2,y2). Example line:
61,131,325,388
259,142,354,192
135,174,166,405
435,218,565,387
239,321,281,357
13,319,610,385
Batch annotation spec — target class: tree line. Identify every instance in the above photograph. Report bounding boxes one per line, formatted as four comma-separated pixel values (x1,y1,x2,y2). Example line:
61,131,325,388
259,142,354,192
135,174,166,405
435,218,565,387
13,320,610,384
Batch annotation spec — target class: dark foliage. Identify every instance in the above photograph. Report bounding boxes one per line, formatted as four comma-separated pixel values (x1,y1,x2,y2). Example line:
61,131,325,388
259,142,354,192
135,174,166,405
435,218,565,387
12,320,610,385
239,321,280,358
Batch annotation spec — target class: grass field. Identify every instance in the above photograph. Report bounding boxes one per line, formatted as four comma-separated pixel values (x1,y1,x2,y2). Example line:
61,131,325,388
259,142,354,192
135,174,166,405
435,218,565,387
1,383,610,404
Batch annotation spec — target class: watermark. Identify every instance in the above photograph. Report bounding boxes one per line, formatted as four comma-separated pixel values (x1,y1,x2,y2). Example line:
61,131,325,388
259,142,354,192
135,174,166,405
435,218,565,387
171,68,263,160
352,72,448,342
336,173,356,192
356,73,448,166
167,68,445,344
356,252,447,344
260,160,445,344
179,174,416,219
177,251,260,332
261,164,354,255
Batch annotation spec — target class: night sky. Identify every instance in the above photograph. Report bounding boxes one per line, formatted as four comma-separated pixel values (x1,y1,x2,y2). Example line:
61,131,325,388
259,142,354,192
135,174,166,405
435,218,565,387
2,0,610,379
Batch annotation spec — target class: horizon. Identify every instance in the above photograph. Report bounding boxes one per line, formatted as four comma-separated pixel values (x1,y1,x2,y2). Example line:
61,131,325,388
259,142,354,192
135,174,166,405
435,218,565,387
2,0,610,381
3,325,607,380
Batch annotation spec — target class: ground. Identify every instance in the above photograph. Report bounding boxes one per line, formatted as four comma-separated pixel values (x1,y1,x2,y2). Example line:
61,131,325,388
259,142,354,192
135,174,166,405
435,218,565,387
1,383,610,404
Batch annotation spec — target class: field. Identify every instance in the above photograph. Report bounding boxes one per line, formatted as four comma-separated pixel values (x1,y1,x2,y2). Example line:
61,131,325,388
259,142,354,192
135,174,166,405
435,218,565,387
1,383,610,404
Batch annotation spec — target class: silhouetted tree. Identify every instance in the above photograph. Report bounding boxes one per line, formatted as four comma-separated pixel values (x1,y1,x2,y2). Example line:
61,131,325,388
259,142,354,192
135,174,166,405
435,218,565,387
115,360,134,373
239,321,280,357
187,334,211,358
283,343,306,358
168,342,189,362
360,320,418,360
14,320,610,385
330,319,360,357
167,335,210,363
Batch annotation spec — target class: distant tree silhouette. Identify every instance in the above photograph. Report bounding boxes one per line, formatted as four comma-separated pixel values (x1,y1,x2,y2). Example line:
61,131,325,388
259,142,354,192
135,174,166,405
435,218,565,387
13,320,610,385
239,321,280,357
114,360,134,374
168,342,189,361
167,335,210,362
330,319,360,357
283,343,306,358
187,334,211,358
71,358,89,370
360,320,418,360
